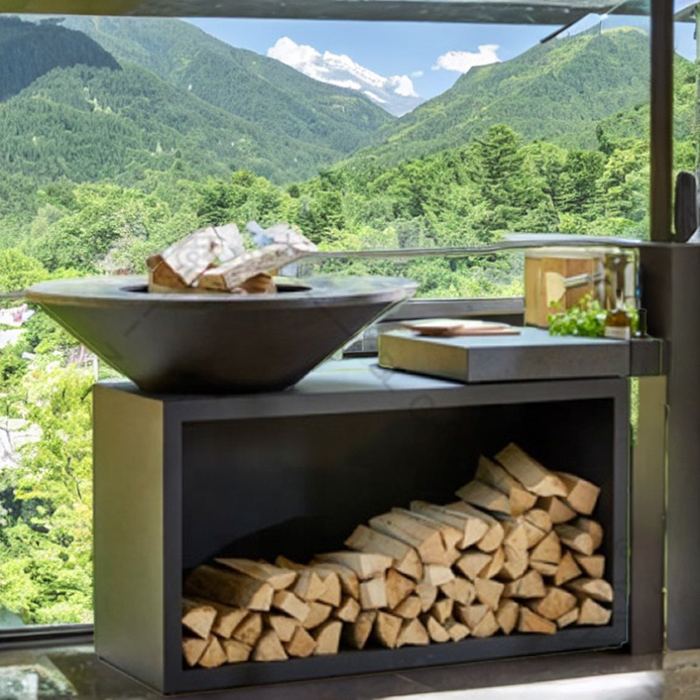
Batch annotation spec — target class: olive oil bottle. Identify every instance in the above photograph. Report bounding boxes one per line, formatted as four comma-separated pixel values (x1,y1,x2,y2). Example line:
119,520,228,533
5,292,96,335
604,288,633,340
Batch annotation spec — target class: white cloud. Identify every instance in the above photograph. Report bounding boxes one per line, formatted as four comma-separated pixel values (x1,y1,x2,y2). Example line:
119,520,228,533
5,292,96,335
387,75,418,98
411,70,424,78
364,90,386,104
433,44,501,73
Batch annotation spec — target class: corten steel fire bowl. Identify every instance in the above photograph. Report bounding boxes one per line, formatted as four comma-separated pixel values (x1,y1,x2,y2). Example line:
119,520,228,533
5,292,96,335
26,275,417,394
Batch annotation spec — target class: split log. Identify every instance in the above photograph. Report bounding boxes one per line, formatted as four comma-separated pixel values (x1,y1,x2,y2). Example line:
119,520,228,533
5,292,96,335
500,550,530,581
334,596,361,623
554,551,583,587
345,524,423,580
555,525,594,556
555,472,601,515
265,614,297,643
285,626,316,658
315,551,392,580
496,600,519,635
313,620,342,655
183,637,208,667
373,611,402,648
360,575,388,610
503,570,546,599
455,551,493,581
557,607,579,629
528,587,577,621
415,582,438,612
577,597,612,626
199,635,228,668
370,511,451,566
422,564,455,587
309,562,360,600
252,630,288,662
182,598,217,639
444,619,470,641
386,568,416,609
530,561,558,577
393,594,422,619
292,570,326,602
522,509,553,547
272,590,310,622
456,603,488,630
531,531,562,565
502,520,529,554
223,639,251,664
184,565,274,611
536,497,577,525
495,444,567,497
315,569,342,607
343,611,376,650
201,600,248,639
456,480,511,516
475,455,537,516
518,608,556,635
475,578,504,611
472,610,499,638
481,547,505,580
232,613,263,646
215,558,297,590
392,507,462,553
430,598,454,625
440,577,475,606
397,618,430,647
574,517,604,550
301,602,333,630
424,614,450,643
575,554,605,579
445,501,505,552
410,500,489,549
566,578,614,604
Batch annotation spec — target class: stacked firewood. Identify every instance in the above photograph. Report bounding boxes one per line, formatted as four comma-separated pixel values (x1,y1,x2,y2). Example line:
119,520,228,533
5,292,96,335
182,443,612,668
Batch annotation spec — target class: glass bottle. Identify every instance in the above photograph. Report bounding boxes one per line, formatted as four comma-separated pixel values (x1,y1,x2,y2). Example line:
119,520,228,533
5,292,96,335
604,288,632,340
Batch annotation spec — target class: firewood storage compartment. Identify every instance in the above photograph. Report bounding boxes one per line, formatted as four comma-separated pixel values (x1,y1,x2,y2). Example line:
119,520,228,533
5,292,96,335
93,359,629,694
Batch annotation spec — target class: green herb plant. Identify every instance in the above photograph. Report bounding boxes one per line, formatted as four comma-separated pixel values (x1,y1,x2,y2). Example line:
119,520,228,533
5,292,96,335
548,294,608,337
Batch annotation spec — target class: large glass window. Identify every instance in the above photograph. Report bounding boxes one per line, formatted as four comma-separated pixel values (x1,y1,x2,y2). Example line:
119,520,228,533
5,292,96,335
0,1,651,631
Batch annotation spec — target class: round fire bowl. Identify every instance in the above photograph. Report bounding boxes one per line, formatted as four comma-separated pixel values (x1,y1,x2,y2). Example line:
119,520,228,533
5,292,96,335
26,275,417,394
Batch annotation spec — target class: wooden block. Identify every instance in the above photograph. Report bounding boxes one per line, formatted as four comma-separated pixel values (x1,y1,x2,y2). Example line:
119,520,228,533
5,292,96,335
537,497,577,525
424,614,450,643
481,547,505,580
370,511,450,566
555,551,583,586
522,509,553,547
530,561,558,577
215,558,297,590
309,562,360,600
430,598,454,625
528,587,577,621
222,639,251,664
444,619,470,641
334,596,361,623
555,524,594,556
182,598,217,639
502,520,529,554
198,635,228,668
315,551,392,580
397,618,430,647
315,570,342,607
285,626,316,658
292,569,326,602
555,472,601,515
446,501,505,553
422,564,455,587
345,524,423,581
456,480,512,516
182,637,208,667
575,554,605,579
232,613,263,646
456,603,488,630
410,500,489,549
500,551,530,581
393,507,462,552
496,600,519,635
518,608,557,635
252,630,288,662
200,600,248,639
301,602,333,630
475,578,504,611
472,609,499,638
265,614,297,643
360,575,388,610
415,582,438,612
574,517,604,550
577,597,612,626
557,607,579,629
440,577,476,606
531,531,562,564
455,551,493,581
386,568,416,609
373,611,402,648
272,590,310,622
313,620,342,655
503,570,546,599
344,610,377,650
567,578,614,603
393,594,422,619
476,455,538,516
495,444,567,497
184,565,274,611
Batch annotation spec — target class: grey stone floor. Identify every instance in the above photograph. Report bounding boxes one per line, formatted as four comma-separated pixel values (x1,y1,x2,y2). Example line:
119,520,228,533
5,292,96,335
0,646,673,700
